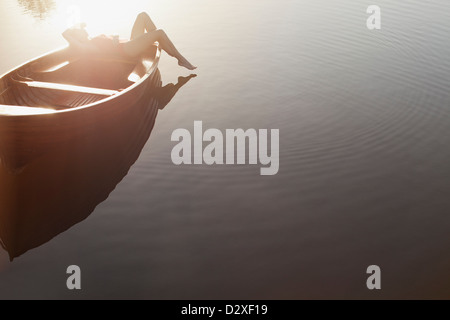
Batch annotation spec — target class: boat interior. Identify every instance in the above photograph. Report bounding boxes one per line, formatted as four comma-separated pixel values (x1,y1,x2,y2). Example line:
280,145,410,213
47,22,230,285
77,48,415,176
0,48,154,115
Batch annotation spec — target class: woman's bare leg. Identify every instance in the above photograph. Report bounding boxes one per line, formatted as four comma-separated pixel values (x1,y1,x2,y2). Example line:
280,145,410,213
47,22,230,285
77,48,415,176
130,12,157,40
122,29,196,70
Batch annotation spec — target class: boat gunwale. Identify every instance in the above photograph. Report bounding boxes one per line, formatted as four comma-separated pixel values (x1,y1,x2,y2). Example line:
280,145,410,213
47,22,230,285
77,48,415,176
0,45,161,118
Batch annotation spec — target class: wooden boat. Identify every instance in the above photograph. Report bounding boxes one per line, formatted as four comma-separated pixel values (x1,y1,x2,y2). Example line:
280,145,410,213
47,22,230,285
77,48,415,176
0,70,197,261
0,45,161,171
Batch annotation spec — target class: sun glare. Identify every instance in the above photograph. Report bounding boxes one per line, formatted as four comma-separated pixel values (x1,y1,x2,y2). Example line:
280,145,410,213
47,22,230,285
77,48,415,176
47,0,163,39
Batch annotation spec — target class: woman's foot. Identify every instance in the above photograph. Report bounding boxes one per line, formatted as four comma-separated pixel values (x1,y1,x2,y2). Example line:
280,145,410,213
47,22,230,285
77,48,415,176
178,57,197,70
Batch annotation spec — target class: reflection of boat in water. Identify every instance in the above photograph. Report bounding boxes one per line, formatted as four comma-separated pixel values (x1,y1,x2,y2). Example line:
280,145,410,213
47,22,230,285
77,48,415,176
0,69,196,261
0,46,160,171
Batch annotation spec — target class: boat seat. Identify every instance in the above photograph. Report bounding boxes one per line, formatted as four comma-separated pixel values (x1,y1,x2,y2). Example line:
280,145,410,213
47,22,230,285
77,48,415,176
0,105,56,115
10,76,119,97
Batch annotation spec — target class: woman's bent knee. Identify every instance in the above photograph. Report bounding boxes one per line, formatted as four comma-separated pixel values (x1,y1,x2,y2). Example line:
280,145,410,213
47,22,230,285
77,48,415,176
137,12,150,20
155,29,166,37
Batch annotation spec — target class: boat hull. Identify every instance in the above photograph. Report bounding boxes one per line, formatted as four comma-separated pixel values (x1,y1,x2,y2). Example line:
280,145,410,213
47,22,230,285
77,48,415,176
0,69,163,260
0,47,160,171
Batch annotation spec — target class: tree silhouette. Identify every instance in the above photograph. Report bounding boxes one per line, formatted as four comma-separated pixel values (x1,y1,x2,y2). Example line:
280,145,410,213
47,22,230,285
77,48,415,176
17,0,56,20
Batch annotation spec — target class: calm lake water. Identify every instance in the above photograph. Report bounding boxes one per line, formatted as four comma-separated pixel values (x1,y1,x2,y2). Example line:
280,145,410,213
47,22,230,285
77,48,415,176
1,0,450,299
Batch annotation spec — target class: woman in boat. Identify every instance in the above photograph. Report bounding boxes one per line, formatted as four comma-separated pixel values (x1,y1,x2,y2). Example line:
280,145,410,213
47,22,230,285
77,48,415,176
62,12,196,70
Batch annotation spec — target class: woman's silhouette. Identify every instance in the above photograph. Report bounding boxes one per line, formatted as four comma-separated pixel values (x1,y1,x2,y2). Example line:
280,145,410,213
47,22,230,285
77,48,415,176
62,12,196,70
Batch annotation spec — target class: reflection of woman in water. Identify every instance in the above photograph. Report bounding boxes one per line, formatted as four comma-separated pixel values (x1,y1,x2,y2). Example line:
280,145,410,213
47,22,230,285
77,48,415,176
155,74,197,109
62,12,196,70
